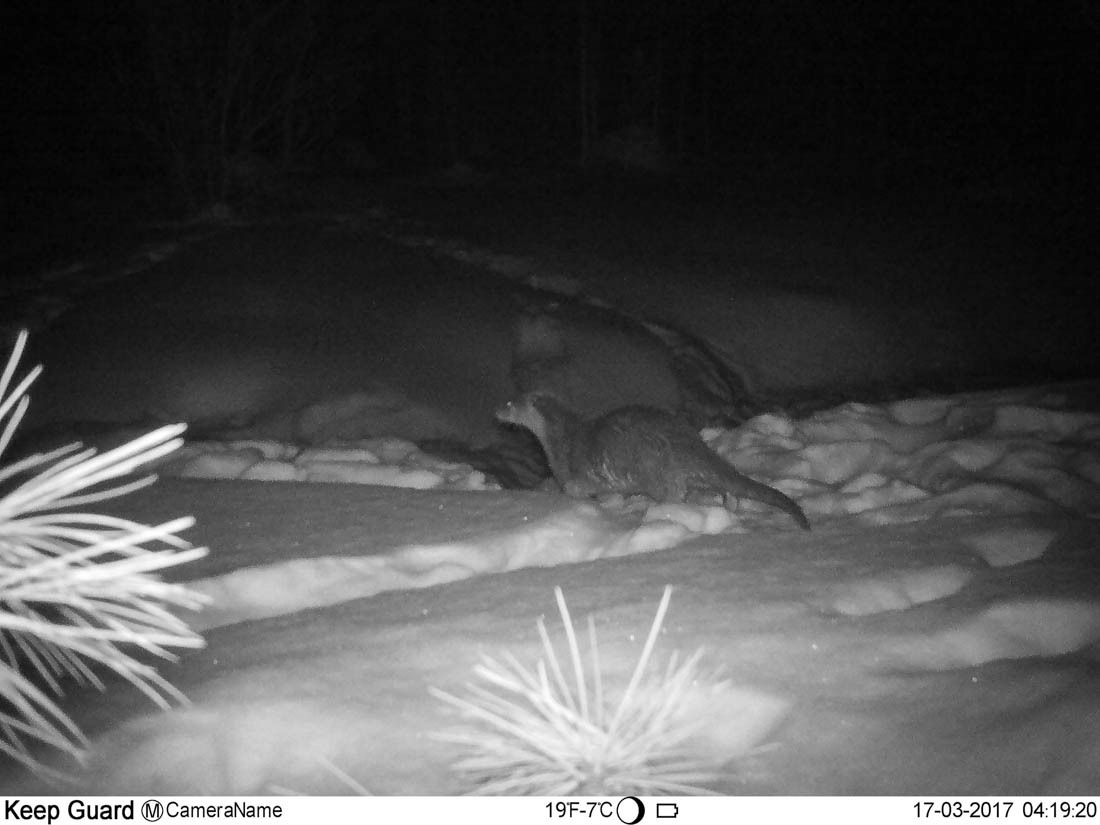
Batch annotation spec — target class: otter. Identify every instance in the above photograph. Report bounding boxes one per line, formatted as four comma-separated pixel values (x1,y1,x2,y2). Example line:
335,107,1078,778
496,391,810,530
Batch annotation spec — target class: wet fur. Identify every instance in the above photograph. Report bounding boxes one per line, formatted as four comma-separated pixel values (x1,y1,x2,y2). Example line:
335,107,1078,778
496,391,810,530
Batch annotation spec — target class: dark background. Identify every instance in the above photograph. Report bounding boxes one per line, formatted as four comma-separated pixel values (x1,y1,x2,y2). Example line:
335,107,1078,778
3,1,1095,198
1,0,1097,371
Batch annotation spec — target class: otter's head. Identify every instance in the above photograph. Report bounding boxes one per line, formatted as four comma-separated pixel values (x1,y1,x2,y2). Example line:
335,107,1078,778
495,392,573,442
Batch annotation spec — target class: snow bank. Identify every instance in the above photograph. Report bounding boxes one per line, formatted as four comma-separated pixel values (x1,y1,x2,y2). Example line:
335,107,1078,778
164,383,1100,528
712,386,1100,525
160,434,496,491
171,383,1097,631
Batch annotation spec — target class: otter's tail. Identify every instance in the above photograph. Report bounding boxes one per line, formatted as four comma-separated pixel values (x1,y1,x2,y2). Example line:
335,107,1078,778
722,472,811,531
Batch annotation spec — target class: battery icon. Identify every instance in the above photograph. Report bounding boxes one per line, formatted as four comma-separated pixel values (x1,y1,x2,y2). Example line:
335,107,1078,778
656,802,679,818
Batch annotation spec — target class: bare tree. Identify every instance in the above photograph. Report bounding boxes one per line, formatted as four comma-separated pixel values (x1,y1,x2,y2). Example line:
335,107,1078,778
128,0,365,213
577,0,598,165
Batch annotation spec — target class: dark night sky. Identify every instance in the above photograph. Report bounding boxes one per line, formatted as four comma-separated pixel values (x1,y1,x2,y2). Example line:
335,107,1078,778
0,1,1096,387
2,0,1095,185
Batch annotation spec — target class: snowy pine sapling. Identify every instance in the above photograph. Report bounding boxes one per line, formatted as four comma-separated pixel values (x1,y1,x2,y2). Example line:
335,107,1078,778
0,330,208,778
431,586,725,795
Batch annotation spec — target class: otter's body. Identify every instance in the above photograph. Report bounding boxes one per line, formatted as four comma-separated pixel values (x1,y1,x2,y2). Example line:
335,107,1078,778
496,392,810,530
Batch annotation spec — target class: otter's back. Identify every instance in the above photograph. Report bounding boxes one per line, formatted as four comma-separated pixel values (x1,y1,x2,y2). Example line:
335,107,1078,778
572,406,726,501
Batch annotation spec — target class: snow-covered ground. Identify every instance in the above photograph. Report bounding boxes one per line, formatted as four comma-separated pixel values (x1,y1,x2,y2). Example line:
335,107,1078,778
137,378,1100,633
2,195,1099,794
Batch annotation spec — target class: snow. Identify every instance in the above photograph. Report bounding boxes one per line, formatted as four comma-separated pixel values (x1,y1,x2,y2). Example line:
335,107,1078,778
160,386,1099,633
3,373,1097,795
3,207,1099,795
162,428,495,491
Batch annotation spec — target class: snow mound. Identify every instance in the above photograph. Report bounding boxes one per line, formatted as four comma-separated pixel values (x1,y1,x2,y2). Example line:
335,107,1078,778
9,383,1099,794
818,564,976,617
160,435,496,492
83,699,373,795
158,383,1097,631
189,503,696,630
644,502,739,534
962,525,1056,566
711,386,1100,525
160,382,1099,532
888,599,1100,669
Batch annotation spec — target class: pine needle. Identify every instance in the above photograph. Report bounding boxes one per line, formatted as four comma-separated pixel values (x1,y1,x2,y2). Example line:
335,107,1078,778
0,330,208,778
431,585,724,795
